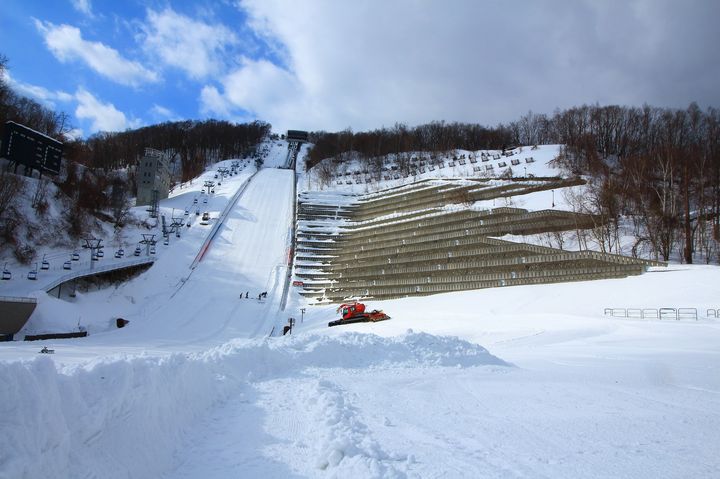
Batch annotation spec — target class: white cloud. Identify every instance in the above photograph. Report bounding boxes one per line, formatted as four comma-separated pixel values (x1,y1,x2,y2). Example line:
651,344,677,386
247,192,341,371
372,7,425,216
140,8,238,80
35,19,159,87
70,0,93,17
75,88,141,133
222,58,298,111
1,71,73,108
231,0,720,132
149,104,175,120
64,128,84,141
200,85,232,117
199,58,304,132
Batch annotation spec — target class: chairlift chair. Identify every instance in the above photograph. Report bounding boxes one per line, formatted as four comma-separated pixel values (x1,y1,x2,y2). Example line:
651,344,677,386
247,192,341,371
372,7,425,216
63,261,72,270
150,246,156,254
164,238,169,245
41,260,50,270
72,252,80,261
2,263,11,280
91,253,99,261
193,198,198,204
134,247,142,256
27,268,38,280
96,249,104,258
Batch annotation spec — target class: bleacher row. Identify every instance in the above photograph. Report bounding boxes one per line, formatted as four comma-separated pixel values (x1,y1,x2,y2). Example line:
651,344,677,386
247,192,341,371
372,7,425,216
330,150,539,185
294,178,664,303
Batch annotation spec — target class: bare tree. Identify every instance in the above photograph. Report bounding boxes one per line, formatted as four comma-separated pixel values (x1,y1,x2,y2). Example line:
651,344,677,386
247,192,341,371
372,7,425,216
0,170,22,219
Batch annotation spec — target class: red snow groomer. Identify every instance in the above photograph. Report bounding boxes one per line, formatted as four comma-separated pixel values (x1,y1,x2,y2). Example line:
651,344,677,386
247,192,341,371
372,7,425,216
328,302,391,327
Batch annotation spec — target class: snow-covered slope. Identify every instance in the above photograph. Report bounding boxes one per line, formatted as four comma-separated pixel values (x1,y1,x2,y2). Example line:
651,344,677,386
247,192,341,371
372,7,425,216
1,141,719,479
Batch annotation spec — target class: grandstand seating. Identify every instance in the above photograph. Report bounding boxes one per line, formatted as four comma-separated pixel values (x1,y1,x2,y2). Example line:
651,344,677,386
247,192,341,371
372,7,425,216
294,178,664,302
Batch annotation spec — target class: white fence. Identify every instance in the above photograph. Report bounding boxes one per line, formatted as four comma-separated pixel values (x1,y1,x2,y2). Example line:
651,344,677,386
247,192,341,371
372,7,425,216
603,307,720,321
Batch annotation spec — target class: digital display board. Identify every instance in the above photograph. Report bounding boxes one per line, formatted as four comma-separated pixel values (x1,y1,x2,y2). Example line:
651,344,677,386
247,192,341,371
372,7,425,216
0,121,63,175
287,130,309,142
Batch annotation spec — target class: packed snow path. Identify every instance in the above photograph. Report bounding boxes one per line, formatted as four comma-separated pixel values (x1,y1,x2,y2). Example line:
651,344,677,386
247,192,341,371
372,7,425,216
144,167,296,344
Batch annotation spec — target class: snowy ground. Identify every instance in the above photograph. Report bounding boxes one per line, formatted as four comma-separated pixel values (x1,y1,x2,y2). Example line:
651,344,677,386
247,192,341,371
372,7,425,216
1,140,719,478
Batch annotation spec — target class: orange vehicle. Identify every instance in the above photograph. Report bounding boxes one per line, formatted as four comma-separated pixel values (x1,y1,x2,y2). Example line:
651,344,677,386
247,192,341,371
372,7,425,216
328,302,390,327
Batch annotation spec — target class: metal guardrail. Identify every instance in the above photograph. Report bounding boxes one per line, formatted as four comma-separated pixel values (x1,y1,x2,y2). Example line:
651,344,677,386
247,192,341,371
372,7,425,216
190,172,257,270
279,167,298,312
603,307,713,321
0,295,38,304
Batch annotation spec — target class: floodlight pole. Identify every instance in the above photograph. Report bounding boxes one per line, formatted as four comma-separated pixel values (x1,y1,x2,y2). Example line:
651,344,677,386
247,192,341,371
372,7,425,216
300,308,306,323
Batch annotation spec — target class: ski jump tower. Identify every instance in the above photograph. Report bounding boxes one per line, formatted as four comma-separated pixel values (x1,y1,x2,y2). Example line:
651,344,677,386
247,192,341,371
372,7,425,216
137,148,171,214
285,130,308,170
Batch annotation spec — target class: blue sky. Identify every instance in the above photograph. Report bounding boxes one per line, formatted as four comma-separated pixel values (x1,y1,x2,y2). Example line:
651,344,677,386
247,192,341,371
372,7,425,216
1,0,280,137
2,0,719,139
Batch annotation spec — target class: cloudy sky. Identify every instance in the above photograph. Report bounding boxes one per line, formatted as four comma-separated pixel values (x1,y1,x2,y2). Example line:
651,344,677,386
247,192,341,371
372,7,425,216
2,0,718,138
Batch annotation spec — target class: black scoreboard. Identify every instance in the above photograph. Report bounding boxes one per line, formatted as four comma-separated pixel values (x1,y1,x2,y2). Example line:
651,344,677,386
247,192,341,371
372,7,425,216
286,130,309,142
1,121,63,175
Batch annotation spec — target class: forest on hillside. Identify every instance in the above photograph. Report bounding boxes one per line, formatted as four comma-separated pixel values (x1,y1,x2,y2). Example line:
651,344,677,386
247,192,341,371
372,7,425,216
0,54,270,182
1,54,269,258
2,52,719,264
308,105,720,264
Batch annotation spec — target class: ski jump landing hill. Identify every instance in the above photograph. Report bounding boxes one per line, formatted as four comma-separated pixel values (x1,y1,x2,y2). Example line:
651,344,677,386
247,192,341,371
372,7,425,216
0,138,299,340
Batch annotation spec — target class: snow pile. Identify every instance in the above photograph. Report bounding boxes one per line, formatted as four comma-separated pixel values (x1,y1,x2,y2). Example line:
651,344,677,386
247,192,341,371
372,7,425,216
309,379,407,476
0,352,225,479
0,332,507,479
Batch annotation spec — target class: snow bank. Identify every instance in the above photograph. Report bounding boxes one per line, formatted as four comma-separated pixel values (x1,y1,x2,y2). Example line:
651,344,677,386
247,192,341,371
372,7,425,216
0,332,508,478
0,352,225,479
